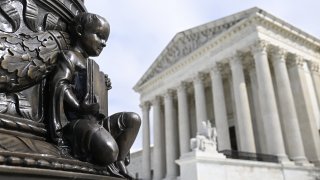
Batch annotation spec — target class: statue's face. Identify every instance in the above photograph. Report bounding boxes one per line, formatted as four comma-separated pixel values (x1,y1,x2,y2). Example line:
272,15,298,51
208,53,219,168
79,18,110,57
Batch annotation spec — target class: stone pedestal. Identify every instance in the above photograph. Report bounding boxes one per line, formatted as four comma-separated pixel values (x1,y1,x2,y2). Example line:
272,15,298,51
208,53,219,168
176,150,320,180
0,166,124,180
176,151,225,180
176,135,226,180
176,132,319,180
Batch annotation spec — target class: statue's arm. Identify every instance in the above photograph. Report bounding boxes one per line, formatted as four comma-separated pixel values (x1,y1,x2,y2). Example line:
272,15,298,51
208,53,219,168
53,52,81,112
57,51,99,115
63,84,81,111
63,83,99,114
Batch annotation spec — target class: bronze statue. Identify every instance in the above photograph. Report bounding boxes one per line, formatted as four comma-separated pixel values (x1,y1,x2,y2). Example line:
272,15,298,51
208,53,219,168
48,13,141,178
0,0,140,179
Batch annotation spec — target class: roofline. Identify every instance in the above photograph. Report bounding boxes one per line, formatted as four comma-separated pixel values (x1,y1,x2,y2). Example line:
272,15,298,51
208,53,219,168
133,7,261,91
133,7,320,92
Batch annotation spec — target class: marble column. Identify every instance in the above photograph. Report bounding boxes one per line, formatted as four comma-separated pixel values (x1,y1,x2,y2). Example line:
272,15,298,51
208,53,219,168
304,62,320,133
141,102,151,179
227,76,241,149
288,56,320,166
164,90,178,179
271,48,307,164
210,63,231,151
193,73,208,135
251,41,286,159
308,62,320,129
177,82,191,155
229,53,256,153
152,96,165,180
248,62,267,154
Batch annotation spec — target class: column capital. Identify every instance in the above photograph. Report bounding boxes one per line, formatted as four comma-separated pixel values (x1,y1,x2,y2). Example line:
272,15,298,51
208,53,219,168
177,82,188,93
164,89,175,99
211,61,230,78
246,60,256,72
270,46,287,64
140,101,151,111
151,96,161,106
229,51,244,60
308,61,320,73
287,55,305,68
228,52,244,70
211,62,224,74
270,46,287,59
193,72,206,85
250,40,268,55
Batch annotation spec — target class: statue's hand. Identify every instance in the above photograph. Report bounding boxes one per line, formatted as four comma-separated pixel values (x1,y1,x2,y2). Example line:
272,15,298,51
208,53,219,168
80,94,100,115
81,102,100,115
105,75,112,90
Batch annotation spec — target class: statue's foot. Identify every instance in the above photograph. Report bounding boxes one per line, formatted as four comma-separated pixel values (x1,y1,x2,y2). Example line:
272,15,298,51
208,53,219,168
115,160,133,180
107,163,123,178
57,139,72,158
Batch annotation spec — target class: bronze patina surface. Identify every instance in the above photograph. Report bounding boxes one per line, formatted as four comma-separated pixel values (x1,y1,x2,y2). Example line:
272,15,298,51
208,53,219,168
0,0,140,179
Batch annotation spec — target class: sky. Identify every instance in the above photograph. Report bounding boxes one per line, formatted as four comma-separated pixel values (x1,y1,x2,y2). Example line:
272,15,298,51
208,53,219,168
84,0,320,151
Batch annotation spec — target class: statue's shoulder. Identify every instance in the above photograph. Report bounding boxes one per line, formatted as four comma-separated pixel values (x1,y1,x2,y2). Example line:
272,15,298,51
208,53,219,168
60,50,87,70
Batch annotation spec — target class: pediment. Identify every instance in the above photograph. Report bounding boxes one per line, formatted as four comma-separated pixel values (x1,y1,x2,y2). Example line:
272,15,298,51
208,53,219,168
134,7,261,90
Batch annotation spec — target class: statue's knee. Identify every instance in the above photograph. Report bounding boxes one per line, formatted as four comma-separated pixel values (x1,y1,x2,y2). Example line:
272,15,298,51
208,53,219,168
107,144,119,163
91,136,119,165
126,112,141,128
93,143,118,165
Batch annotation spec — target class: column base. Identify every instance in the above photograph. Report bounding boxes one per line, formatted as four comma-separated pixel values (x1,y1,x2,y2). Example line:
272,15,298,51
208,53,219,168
163,176,178,180
279,159,295,166
277,154,293,165
311,160,320,167
292,156,313,167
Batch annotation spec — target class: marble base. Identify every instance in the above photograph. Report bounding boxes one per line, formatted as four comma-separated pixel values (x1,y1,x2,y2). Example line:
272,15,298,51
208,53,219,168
176,150,320,180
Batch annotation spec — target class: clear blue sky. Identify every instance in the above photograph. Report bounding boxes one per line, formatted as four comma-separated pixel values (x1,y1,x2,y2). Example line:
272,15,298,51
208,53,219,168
85,0,320,151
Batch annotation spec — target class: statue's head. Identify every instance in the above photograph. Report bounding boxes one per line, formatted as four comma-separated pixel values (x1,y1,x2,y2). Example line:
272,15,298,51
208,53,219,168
70,13,110,57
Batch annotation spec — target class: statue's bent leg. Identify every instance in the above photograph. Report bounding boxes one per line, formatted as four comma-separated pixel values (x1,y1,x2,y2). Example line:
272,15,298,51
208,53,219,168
104,112,141,176
64,119,119,166
105,112,141,160
90,126,119,166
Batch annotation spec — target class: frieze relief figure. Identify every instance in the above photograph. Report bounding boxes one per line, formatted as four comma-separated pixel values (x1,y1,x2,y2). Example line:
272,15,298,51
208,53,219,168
0,0,140,179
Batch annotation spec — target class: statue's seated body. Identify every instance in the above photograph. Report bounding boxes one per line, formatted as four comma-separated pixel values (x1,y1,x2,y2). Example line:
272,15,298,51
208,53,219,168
0,1,140,179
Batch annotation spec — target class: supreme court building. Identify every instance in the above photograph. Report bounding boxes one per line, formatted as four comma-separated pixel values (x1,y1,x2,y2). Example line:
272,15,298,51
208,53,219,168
130,7,320,180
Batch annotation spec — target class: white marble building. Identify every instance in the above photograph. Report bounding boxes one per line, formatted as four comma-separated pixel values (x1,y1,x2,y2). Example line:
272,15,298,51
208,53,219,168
131,7,320,180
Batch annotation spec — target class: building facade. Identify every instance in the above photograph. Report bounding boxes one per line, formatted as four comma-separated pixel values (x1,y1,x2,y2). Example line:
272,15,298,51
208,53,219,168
131,7,320,180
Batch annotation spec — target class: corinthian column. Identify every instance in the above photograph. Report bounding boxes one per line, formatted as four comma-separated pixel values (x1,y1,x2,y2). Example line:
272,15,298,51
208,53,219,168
152,96,165,180
177,82,191,155
308,62,320,129
164,90,178,179
271,47,307,164
251,41,286,160
288,56,320,166
140,102,151,179
229,53,256,153
248,62,267,154
193,73,208,134
210,63,231,151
